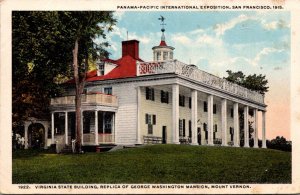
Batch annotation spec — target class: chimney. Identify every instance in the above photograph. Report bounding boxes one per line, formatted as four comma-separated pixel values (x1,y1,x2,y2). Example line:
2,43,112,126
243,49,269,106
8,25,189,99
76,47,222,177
122,40,139,59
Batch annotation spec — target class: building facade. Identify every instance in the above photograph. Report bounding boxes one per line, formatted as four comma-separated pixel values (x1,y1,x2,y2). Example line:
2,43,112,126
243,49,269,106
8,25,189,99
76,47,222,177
25,27,267,149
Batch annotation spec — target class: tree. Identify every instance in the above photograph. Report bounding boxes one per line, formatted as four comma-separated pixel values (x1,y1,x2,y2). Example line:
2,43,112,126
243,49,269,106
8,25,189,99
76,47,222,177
12,12,72,129
224,70,269,95
12,11,116,152
267,136,291,152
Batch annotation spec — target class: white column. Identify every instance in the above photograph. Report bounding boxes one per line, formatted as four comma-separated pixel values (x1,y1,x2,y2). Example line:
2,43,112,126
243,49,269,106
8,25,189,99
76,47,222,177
24,122,29,149
207,95,214,145
262,111,267,148
221,99,227,146
112,113,115,143
244,106,249,147
253,108,259,148
233,103,240,147
191,90,198,145
65,112,68,145
172,84,180,144
44,123,49,149
136,86,142,144
51,112,55,144
95,110,98,145
81,111,83,145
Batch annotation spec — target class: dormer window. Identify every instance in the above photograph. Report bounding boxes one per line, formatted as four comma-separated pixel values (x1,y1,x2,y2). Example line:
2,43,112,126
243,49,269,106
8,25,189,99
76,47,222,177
96,61,117,76
97,62,105,76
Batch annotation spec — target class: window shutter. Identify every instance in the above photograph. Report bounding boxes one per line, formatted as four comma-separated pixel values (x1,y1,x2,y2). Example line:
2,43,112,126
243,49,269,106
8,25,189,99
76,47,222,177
166,92,169,104
189,120,192,137
146,87,149,100
204,101,207,112
183,119,186,137
145,114,148,124
152,88,155,101
153,115,156,125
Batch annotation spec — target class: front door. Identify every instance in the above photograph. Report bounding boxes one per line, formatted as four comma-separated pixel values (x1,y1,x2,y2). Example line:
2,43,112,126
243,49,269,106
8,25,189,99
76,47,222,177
162,126,167,144
197,127,201,145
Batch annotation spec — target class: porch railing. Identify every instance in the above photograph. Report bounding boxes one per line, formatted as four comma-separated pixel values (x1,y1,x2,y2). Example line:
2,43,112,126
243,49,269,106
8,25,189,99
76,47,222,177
98,133,114,144
137,60,264,104
51,94,118,107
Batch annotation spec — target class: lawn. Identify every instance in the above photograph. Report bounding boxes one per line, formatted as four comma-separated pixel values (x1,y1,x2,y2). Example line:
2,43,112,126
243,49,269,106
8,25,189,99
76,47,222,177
12,145,291,183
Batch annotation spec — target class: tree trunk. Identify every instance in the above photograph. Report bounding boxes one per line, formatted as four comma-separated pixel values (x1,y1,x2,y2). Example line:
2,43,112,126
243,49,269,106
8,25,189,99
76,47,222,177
73,38,84,153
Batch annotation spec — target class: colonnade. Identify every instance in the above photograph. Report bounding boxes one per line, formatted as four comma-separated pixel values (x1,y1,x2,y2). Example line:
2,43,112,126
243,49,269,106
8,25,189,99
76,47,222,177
170,84,266,148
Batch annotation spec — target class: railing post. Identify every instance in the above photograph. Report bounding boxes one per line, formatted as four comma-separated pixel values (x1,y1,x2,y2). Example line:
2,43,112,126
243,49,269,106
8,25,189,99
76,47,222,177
136,60,140,76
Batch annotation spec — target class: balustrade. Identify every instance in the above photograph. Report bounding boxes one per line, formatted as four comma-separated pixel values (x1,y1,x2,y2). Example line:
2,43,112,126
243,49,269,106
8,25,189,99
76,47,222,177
137,60,264,104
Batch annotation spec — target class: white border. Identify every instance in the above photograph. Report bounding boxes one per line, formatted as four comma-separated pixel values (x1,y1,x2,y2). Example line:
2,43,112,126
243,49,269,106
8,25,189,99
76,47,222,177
1,0,299,194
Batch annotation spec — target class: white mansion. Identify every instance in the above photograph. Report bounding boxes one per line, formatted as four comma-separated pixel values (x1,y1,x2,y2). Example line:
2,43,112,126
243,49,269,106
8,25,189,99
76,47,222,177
24,25,267,150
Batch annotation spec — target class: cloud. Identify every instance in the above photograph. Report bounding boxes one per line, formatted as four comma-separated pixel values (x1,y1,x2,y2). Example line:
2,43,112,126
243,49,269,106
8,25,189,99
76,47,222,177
262,19,290,31
213,13,290,37
274,66,282,70
114,11,125,21
172,34,192,45
252,47,284,66
214,14,251,36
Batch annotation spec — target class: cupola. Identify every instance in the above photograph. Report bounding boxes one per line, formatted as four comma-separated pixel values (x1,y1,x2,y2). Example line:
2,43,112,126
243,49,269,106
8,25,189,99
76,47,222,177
152,16,175,61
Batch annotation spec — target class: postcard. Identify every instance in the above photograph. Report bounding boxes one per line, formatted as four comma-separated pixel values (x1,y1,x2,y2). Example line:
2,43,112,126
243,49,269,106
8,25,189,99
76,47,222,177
0,0,299,194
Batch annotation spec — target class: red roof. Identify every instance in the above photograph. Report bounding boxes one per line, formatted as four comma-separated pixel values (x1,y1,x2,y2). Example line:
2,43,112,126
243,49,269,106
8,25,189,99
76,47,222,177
86,55,143,82
159,41,167,46
65,55,143,84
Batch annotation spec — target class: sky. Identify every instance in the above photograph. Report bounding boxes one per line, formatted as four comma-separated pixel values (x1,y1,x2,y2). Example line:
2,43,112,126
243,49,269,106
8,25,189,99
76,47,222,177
102,11,290,140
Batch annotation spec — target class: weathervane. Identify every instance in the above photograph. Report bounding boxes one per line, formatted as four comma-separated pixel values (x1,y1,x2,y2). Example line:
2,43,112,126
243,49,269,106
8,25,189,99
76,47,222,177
158,15,166,41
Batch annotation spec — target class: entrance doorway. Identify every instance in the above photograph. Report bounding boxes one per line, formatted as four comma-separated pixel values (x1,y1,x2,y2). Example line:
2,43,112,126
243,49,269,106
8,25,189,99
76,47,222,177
162,126,167,144
197,127,201,145
28,123,45,148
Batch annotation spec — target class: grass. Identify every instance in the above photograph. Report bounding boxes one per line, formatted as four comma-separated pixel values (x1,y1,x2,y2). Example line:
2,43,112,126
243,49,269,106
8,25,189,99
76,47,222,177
12,145,291,184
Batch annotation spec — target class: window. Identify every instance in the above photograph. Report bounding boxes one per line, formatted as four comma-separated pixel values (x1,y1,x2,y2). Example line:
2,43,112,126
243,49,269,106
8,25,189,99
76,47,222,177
163,52,168,60
204,101,208,112
170,52,173,59
179,119,186,137
179,95,185,107
148,124,153,134
145,114,156,134
157,52,161,61
203,123,208,140
213,104,217,114
98,62,104,75
179,119,183,137
231,108,234,118
213,124,217,140
145,114,152,124
160,90,169,103
146,87,155,101
104,87,112,95
104,113,112,133
189,97,191,109
83,111,93,134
